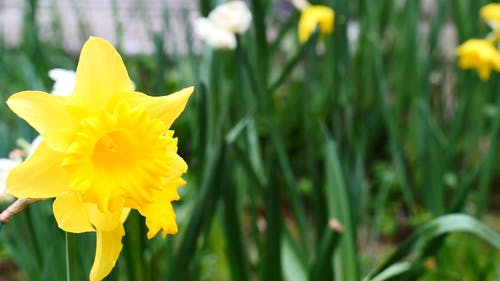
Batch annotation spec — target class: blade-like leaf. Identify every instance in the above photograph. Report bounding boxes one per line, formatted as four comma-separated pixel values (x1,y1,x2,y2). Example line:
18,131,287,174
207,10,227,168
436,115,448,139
365,214,500,280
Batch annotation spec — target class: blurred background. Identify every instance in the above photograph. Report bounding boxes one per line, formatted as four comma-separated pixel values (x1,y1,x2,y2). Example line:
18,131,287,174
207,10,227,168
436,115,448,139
0,0,499,280
0,0,197,53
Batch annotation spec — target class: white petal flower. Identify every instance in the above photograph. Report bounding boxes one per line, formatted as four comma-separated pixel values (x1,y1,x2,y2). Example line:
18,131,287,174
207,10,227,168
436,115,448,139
48,68,76,96
208,1,252,34
194,18,237,50
0,159,19,203
291,0,311,10
347,21,360,50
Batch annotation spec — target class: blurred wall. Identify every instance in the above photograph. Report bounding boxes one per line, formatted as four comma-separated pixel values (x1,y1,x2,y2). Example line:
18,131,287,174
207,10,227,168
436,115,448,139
0,0,197,54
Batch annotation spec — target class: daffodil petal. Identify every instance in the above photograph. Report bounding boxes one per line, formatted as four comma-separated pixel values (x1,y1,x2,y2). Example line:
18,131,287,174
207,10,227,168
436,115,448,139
87,204,125,232
124,86,194,128
6,91,78,151
6,141,69,198
71,37,134,113
298,5,335,43
138,186,182,239
53,192,94,233
89,225,125,281
168,152,189,176
478,66,492,81
119,208,131,223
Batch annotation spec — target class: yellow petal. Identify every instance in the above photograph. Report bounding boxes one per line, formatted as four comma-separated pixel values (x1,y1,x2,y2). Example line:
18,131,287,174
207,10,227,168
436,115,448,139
70,37,134,114
480,3,500,23
298,5,335,43
6,91,79,151
53,192,94,233
87,204,126,232
6,141,70,198
138,186,181,239
124,86,194,128
89,225,125,281
119,208,131,223
478,66,492,81
166,152,189,179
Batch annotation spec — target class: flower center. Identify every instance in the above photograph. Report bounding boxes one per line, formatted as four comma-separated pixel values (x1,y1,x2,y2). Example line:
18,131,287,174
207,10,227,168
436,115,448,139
92,132,136,171
62,101,174,212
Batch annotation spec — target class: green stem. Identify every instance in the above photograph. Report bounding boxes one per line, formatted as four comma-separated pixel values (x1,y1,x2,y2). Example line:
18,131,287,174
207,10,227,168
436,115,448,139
371,39,416,215
24,209,43,269
267,30,319,94
65,232,77,281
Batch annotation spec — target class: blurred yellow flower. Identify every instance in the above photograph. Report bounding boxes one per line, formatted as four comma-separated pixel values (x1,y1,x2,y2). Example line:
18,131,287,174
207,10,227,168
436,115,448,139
456,39,500,81
298,5,335,43
480,3,500,38
6,37,193,281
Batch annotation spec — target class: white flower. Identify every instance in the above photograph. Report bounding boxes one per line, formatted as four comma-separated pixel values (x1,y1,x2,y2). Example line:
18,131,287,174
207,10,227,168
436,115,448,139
48,68,76,96
291,0,311,10
0,159,19,203
208,1,252,34
347,21,360,51
194,1,252,50
194,18,237,50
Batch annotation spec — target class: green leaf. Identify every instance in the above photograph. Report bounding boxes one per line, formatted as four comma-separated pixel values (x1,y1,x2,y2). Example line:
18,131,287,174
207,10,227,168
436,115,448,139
267,29,319,94
368,262,412,281
167,145,224,280
324,133,360,281
365,214,500,280
282,229,307,281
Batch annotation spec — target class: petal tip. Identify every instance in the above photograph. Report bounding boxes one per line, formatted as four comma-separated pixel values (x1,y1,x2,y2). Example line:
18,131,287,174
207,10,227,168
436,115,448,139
82,36,116,53
5,91,40,110
183,86,195,96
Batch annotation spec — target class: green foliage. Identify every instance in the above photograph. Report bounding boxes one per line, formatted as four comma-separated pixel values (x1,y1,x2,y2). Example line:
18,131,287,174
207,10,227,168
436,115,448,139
0,0,499,280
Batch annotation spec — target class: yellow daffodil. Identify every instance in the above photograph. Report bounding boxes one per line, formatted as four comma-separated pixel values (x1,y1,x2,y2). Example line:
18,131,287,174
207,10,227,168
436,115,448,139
5,37,193,281
456,39,500,81
298,5,335,43
480,3,500,39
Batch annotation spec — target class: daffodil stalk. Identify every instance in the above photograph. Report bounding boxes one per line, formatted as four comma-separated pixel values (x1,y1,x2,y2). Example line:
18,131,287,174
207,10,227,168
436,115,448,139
0,198,42,228
66,232,77,281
